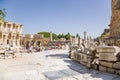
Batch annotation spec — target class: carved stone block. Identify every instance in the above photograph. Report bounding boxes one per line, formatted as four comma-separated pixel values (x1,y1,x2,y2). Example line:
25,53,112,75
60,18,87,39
113,62,120,69
99,66,107,72
100,61,113,68
107,68,115,74
99,53,117,61
96,47,115,53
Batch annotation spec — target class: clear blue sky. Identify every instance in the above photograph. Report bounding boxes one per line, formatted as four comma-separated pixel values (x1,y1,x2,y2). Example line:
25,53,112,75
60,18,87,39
0,0,111,38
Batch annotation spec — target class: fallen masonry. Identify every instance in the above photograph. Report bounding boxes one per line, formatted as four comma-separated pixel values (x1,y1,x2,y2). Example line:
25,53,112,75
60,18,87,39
69,46,120,75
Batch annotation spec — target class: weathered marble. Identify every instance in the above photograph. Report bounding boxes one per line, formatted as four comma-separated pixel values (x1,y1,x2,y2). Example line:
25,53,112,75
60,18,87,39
113,62,120,69
96,47,115,53
0,49,119,80
97,46,120,61
100,61,113,68
107,68,115,74
99,66,107,72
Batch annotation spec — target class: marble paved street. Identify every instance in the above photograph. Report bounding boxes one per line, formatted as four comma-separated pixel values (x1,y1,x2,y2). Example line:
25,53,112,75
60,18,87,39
0,49,120,80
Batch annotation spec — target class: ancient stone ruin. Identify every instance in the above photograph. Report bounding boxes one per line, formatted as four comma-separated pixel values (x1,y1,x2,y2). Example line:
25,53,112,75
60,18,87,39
106,0,120,46
112,0,120,10
69,0,120,74
69,44,120,75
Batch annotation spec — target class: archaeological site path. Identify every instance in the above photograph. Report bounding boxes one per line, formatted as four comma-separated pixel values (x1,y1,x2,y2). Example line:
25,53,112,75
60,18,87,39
0,49,119,80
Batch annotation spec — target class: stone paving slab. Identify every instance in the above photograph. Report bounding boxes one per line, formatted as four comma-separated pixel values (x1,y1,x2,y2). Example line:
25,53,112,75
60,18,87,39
0,49,119,80
2,71,26,80
25,70,40,80
60,69,80,76
43,71,67,80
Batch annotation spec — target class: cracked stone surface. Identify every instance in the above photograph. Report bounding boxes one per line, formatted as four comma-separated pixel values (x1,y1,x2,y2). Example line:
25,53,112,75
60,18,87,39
0,49,119,80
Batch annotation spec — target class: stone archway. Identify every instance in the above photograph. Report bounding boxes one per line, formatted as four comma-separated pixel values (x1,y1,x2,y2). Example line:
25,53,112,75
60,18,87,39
31,40,35,45
36,41,42,47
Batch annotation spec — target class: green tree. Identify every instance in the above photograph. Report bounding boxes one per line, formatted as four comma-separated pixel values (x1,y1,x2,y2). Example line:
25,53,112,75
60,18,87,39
38,32,57,40
52,33,57,40
65,32,71,40
72,36,75,38
76,33,80,38
0,8,6,20
57,33,65,39
57,34,62,39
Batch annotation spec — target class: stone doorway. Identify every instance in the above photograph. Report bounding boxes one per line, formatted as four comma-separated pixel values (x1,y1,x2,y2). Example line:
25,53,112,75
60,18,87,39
7,39,9,44
25,41,30,49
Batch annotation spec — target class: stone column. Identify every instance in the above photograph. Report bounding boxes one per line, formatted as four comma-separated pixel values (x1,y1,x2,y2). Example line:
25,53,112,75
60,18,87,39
16,36,20,46
41,34,44,38
0,34,3,44
75,36,78,45
4,35,7,45
10,24,12,33
70,36,72,45
1,34,4,44
78,37,80,46
12,36,16,46
84,31,87,42
0,22,3,31
17,39,20,46
50,31,52,41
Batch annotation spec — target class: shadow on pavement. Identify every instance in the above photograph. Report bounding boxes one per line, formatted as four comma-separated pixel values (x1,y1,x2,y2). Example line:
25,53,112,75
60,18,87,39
46,53,69,59
63,58,120,80
46,52,120,80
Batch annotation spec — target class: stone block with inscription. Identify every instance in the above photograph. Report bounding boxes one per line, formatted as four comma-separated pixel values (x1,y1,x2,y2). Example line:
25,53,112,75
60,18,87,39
99,61,113,68
96,47,115,53
96,46,120,61
99,53,118,61
97,46,116,52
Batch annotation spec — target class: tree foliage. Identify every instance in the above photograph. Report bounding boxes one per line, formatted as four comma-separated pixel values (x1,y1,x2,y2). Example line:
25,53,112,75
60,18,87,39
57,32,71,40
76,33,80,38
57,33,65,39
57,34,62,39
65,33,71,40
38,32,78,40
0,8,6,20
37,32,57,40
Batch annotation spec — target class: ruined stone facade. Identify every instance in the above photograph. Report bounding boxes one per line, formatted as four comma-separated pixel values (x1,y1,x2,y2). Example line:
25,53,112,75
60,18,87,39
0,20,22,46
104,0,120,46
23,34,50,48
110,0,120,38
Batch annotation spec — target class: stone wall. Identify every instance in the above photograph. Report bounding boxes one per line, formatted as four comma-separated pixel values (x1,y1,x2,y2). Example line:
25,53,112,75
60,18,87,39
0,20,22,46
102,0,120,46
97,46,120,75
69,46,120,75
110,0,120,38
106,0,120,46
